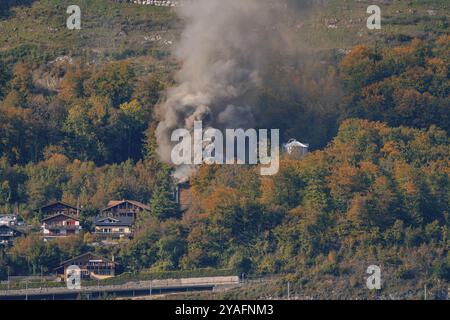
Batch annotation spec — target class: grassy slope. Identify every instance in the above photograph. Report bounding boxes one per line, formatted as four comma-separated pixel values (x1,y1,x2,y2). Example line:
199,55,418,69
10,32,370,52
0,0,180,79
298,0,449,49
0,0,447,79
0,0,178,51
1,0,448,57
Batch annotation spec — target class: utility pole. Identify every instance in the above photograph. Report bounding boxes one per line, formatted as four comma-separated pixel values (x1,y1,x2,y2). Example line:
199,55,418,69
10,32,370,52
7,266,10,291
150,280,152,299
424,284,427,300
288,281,291,300
25,280,28,301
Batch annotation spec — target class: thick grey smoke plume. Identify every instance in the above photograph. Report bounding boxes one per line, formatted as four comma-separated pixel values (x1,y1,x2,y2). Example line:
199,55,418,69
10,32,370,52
156,0,306,177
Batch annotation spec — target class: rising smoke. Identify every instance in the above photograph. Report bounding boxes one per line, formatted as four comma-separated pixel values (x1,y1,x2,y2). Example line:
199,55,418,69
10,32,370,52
156,0,312,180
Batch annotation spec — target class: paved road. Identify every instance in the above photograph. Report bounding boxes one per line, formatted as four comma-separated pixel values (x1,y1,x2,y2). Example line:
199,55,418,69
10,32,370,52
0,276,240,300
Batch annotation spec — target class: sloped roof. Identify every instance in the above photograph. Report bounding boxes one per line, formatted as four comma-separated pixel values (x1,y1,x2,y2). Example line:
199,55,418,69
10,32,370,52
0,224,23,235
106,200,122,207
102,200,150,212
284,139,309,149
94,216,134,227
41,213,79,223
36,201,79,212
55,252,116,270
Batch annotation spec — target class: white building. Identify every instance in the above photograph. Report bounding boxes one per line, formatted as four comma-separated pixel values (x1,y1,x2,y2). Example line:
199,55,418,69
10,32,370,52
0,214,18,227
283,139,309,158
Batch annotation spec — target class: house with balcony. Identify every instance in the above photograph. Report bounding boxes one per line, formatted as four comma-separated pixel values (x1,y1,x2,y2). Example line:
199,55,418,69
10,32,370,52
41,213,81,240
93,216,134,240
0,225,23,246
101,200,150,220
55,252,117,281
93,200,149,240
37,201,80,218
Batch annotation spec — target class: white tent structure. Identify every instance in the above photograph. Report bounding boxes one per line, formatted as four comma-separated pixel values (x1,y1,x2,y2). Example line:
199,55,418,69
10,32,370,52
283,139,309,157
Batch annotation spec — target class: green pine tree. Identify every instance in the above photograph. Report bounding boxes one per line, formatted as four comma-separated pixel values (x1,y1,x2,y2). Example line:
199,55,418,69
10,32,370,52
150,186,179,220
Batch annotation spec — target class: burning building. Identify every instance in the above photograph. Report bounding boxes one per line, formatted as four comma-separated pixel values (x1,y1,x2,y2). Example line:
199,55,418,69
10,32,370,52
283,139,309,159
155,0,299,181
176,181,193,213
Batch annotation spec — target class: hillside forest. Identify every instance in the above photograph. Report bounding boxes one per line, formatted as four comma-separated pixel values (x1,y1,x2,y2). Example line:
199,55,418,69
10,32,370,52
0,0,449,298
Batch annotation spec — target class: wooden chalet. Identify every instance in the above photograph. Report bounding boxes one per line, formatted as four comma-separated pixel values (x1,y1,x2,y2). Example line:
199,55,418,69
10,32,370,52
55,252,116,281
41,213,81,240
37,201,80,218
93,216,133,240
0,225,23,246
93,200,149,241
101,200,150,220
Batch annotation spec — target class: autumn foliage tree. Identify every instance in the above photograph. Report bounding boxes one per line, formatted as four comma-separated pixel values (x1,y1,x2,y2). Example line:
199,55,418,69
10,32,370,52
341,37,450,132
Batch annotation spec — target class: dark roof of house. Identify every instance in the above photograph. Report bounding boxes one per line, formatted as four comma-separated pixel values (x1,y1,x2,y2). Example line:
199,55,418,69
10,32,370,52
94,216,134,227
177,180,191,187
41,213,79,223
55,252,116,270
0,224,22,235
36,201,79,212
102,200,150,212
